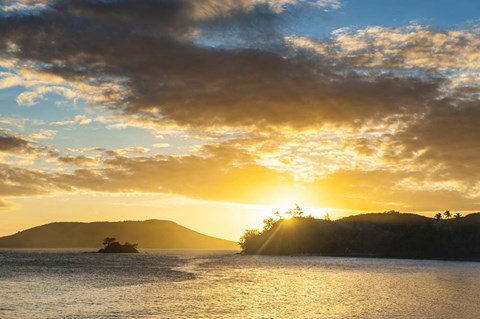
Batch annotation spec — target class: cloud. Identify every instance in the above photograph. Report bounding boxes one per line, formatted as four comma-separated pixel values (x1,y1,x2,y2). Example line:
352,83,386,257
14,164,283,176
0,130,479,212
0,130,30,153
391,98,480,189
54,143,290,204
288,26,480,87
0,143,296,205
0,0,439,131
53,114,92,126
0,163,71,197
1,142,479,212
0,60,119,108
0,117,26,129
310,168,480,211
57,155,101,167
185,0,342,18
0,0,49,12
0,0,479,213
0,129,58,161
28,129,56,140
153,143,170,149
114,147,150,155
0,199,15,210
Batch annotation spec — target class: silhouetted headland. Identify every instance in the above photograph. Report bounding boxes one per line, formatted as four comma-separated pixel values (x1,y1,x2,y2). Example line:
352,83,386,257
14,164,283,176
241,208,480,261
98,237,139,253
0,220,238,250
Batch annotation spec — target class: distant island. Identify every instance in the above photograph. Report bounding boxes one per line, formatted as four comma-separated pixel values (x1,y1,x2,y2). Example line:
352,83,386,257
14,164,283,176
98,237,139,253
0,220,238,250
240,206,480,261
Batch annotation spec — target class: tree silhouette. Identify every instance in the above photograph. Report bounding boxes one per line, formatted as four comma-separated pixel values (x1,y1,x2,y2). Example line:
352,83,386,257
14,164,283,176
286,204,304,218
454,213,462,219
263,217,275,232
444,211,451,219
102,237,117,247
239,229,260,251
240,210,480,259
386,210,400,214
99,238,138,253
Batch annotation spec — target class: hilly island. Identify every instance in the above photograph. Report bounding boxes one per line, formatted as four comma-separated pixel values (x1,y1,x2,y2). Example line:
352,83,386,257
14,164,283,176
0,220,237,250
4,212,480,261
241,210,480,261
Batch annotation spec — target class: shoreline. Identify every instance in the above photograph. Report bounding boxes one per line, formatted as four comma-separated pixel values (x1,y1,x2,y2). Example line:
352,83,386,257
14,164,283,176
241,253,480,262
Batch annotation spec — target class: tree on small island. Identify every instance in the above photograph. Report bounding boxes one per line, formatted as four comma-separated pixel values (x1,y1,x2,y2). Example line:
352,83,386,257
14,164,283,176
98,237,139,253
103,237,117,246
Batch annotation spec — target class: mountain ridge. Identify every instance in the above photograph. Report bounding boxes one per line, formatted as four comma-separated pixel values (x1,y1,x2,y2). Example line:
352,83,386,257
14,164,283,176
0,219,238,250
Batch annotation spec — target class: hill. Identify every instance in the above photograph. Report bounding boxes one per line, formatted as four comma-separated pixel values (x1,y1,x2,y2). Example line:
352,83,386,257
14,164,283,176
0,220,238,250
240,212,480,260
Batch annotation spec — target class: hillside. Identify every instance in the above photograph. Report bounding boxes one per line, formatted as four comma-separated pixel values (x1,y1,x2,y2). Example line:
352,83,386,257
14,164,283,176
241,212,480,260
0,220,238,250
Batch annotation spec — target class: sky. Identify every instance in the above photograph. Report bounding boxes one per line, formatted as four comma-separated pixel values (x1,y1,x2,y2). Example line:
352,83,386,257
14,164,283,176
1,0,480,240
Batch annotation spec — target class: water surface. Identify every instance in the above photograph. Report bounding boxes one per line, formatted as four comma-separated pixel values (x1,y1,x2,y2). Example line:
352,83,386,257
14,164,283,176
1,249,479,318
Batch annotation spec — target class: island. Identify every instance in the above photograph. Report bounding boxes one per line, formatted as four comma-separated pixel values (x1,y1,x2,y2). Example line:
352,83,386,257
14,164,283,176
0,220,238,250
98,237,139,253
240,206,480,260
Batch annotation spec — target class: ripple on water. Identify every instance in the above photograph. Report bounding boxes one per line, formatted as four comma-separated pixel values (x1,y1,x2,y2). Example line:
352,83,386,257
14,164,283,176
1,249,480,318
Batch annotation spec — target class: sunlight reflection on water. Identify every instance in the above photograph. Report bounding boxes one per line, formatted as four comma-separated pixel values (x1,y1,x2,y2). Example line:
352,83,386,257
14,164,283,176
1,249,479,318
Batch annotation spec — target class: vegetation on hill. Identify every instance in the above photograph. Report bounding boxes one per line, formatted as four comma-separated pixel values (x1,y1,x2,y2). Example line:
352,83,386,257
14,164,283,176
98,237,139,253
0,220,238,250
240,206,480,260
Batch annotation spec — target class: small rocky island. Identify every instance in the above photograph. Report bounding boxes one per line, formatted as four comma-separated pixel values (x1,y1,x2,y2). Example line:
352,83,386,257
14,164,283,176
98,237,139,253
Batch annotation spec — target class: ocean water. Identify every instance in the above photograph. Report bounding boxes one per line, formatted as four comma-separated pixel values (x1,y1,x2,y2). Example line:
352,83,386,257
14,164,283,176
1,249,479,318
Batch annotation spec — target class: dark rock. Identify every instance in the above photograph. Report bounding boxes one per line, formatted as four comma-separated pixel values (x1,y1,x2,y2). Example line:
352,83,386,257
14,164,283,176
98,241,139,253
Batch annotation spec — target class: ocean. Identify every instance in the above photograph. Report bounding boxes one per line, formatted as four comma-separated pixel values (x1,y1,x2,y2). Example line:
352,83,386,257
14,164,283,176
1,249,479,318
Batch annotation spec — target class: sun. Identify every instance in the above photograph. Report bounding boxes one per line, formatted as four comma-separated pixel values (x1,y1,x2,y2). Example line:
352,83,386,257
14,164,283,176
263,185,315,211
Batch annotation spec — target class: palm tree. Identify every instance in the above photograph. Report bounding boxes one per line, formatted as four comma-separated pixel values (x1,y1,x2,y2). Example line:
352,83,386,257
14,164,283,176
443,210,451,219
454,213,462,219
434,213,442,220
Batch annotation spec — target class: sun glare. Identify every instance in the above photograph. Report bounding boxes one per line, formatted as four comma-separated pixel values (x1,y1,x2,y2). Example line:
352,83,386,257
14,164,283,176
263,185,315,212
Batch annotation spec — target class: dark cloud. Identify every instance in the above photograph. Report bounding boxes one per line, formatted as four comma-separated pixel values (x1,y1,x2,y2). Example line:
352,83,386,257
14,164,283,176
0,129,57,157
0,0,441,130
0,130,29,153
58,155,100,167
393,98,480,184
